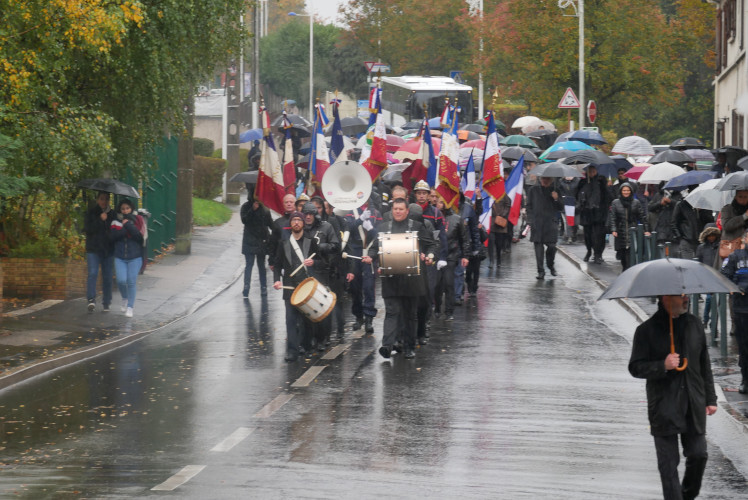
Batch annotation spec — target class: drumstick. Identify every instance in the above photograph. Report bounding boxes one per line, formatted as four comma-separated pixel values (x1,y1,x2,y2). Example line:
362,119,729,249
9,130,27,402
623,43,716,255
290,252,316,277
282,286,295,290
342,252,362,260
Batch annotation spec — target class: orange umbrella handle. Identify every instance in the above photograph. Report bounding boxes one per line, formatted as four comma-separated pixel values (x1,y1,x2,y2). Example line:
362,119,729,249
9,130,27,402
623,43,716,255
669,312,687,371
676,359,688,371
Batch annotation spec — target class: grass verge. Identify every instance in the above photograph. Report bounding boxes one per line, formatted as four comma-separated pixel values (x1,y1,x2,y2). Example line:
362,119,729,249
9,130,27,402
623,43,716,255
192,197,232,226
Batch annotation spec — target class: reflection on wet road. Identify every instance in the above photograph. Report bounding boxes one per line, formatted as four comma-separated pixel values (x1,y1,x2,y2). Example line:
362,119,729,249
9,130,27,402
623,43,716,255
1,246,747,498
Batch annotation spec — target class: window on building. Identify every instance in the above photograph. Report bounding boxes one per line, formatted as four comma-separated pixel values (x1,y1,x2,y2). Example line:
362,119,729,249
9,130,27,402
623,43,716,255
733,110,744,148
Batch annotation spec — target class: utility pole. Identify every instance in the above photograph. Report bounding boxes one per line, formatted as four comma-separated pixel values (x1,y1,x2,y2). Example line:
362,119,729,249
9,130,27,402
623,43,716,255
175,97,194,255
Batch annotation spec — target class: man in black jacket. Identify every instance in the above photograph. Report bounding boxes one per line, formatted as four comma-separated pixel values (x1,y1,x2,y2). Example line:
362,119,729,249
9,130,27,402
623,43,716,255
671,198,714,260
527,177,564,279
240,196,273,298
629,295,718,500
84,191,115,312
575,165,611,264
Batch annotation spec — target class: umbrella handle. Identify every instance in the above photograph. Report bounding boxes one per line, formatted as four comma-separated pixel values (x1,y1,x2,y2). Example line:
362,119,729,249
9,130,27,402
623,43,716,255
676,359,688,371
669,312,688,371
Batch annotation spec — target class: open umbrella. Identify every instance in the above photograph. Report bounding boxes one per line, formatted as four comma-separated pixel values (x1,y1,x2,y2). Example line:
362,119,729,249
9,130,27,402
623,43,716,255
543,149,578,161
682,149,715,162
563,150,615,167
623,164,652,180
460,139,486,150
501,146,539,163
637,162,685,184
511,116,541,129
229,170,259,184
565,129,607,146
77,178,140,199
539,140,593,161
460,123,486,134
526,129,557,149
670,137,707,150
663,170,715,191
685,179,733,211
239,128,263,143
599,258,739,372
271,113,312,128
500,135,538,149
457,129,481,141
401,120,422,130
529,162,583,178
716,170,748,191
612,136,655,156
649,149,693,164
386,134,406,152
554,131,573,144
522,120,556,134
393,137,441,161
337,116,368,136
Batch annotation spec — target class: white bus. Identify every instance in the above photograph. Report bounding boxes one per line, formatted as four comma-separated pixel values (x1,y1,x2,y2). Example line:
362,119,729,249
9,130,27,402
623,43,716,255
379,76,475,128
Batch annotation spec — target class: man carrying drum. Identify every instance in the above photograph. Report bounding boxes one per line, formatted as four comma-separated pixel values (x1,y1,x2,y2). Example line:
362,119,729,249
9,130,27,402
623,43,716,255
273,211,317,362
375,198,437,360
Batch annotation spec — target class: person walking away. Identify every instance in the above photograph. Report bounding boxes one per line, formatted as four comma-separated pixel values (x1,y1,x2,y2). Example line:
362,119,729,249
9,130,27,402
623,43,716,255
273,212,318,361
629,295,718,499
434,205,469,320
375,199,437,359
649,185,682,256
491,195,512,269
84,191,115,312
720,229,748,394
696,224,720,328
527,176,563,279
109,199,144,318
240,197,273,298
609,183,649,271
558,176,580,244
456,194,482,303
575,165,610,263
671,197,713,260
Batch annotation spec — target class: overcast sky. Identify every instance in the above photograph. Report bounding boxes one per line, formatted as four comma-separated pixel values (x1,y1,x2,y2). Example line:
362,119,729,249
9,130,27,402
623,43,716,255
310,0,347,25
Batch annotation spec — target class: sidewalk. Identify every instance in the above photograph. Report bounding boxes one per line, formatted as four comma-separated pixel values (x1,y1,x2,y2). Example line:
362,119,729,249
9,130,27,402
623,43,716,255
556,237,748,434
0,208,245,390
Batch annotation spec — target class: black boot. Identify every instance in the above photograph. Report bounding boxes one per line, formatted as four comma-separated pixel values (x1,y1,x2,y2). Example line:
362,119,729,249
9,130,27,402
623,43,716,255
352,316,363,330
364,316,374,334
583,249,591,262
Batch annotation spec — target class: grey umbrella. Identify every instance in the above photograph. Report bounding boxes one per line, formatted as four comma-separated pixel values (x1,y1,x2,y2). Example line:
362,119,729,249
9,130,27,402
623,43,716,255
501,146,539,163
716,171,748,191
649,149,693,164
599,258,739,300
529,162,583,178
77,178,140,199
230,170,258,184
563,150,616,167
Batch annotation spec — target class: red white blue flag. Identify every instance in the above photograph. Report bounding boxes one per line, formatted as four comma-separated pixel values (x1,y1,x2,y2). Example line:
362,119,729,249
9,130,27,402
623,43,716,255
255,106,285,214
309,104,330,189
506,155,526,225
481,111,505,201
436,105,460,208
460,152,476,201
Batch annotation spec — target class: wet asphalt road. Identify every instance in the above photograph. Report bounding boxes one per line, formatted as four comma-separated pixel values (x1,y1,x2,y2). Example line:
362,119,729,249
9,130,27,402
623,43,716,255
1,245,748,499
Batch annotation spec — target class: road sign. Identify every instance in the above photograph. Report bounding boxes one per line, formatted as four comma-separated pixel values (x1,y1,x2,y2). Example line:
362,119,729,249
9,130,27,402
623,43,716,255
587,100,597,123
558,87,580,109
370,63,390,73
364,61,376,72
450,71,465,84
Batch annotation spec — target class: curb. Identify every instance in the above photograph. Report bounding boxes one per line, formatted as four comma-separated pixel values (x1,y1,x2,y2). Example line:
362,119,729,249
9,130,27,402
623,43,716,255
0,264,244,391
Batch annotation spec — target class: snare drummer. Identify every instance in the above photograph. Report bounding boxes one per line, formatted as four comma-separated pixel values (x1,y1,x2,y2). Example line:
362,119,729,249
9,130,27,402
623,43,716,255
375,198,437,360
273,211,318,362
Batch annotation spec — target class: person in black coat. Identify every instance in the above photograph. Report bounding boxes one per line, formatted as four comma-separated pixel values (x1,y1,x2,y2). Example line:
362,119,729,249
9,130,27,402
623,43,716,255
609,183,649,271
84,191,115,312
696,225,720,327
649,186,683,253
671,198,714,260
629,295,718,500
434,205,469,320
240,196,273,298
374,198,437,359
720,230,748,395
527,176,563,279
575,165,611,263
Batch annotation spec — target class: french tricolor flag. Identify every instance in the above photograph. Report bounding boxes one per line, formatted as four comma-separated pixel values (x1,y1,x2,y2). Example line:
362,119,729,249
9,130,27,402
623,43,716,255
255,106,285,214
563,196,575,227
506,155,526,225
460,152,476,201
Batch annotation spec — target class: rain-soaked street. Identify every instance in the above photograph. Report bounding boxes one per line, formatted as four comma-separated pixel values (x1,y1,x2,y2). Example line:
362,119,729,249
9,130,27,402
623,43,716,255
1,246,748,499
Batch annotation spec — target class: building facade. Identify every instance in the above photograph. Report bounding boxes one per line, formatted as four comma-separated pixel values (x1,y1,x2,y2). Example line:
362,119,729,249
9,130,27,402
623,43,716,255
714,0,746,148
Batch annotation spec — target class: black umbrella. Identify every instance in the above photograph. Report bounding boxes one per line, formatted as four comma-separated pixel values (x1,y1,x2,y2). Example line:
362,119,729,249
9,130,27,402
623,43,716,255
529,162,583,178
460,123,486,134
401,120,422,130
670,137,707,150
501,146,539,163
337,116,368,136
271,113,312,128
77,178,140,199
229,171,258,184
564,150,616,167
649,149,693,164
543,149,577,161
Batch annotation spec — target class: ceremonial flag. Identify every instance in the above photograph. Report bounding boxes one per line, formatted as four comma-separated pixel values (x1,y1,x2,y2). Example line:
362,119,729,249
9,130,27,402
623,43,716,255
309,104,331,187
481,111,505,201
367,87,381,127
402,117,435,192
460,152,476,201
255,106,285,214
478,191,493,232
362,87,387,181
439,98,452,128
436,106,461,208
281,112,297,194
329,98,345,163
563,196,575,227
506,155,526,225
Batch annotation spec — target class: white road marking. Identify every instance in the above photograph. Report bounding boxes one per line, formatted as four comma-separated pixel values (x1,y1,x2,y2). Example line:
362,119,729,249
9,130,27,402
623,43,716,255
254,393,294,418
321,344,349,360
210,427,255,452
291,365,326,388
151,464,206,491
4,300,63,317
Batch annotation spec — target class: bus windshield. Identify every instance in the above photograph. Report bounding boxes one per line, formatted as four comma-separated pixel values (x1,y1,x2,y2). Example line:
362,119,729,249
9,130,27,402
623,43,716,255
408,91,474,123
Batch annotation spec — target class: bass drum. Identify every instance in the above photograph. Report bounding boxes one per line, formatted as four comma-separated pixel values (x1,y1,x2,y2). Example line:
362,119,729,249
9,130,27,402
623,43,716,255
378,231,420,276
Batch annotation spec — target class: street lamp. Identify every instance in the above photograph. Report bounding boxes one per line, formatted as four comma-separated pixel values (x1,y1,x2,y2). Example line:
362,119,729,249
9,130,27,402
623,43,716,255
289,7,314,122
558,0,584,129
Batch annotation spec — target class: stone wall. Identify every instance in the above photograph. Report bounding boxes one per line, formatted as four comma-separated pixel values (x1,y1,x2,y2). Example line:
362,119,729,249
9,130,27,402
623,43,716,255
0,258,89,300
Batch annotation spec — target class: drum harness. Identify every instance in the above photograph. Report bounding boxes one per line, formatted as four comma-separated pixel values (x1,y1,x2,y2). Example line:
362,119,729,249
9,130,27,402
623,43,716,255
289,234,311,277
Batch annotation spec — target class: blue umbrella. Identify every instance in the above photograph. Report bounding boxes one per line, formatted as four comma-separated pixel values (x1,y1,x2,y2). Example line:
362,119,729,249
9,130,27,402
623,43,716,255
428,117,442,129
663,170,715,191
240,128,263,143
539,140,593,160
566,129,608,146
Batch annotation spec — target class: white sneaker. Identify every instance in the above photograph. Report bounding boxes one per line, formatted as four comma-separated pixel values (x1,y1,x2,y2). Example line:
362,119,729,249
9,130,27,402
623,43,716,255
125,307,133,318
87,302,95,313
121,300,128,312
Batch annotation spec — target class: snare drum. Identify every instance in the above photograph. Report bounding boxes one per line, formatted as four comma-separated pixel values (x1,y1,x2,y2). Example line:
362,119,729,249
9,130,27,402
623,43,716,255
378,231,420,276
290,277,337,322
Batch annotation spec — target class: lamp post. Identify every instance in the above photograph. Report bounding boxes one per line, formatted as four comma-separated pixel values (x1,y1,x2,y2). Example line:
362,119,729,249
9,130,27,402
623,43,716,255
289,7,314,122
558,0,584,129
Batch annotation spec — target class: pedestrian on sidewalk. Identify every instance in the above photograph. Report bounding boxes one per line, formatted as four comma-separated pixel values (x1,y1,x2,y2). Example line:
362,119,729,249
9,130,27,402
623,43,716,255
240,196,273,298
110,199,144,318
575,165,611,263
491,194,511,269
84,191,115,312
629,295,718,500
696,224,720,327
527,176,563,279
649,184,682,256
609,183,649,271
671,197,713,260
720,228,748,394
